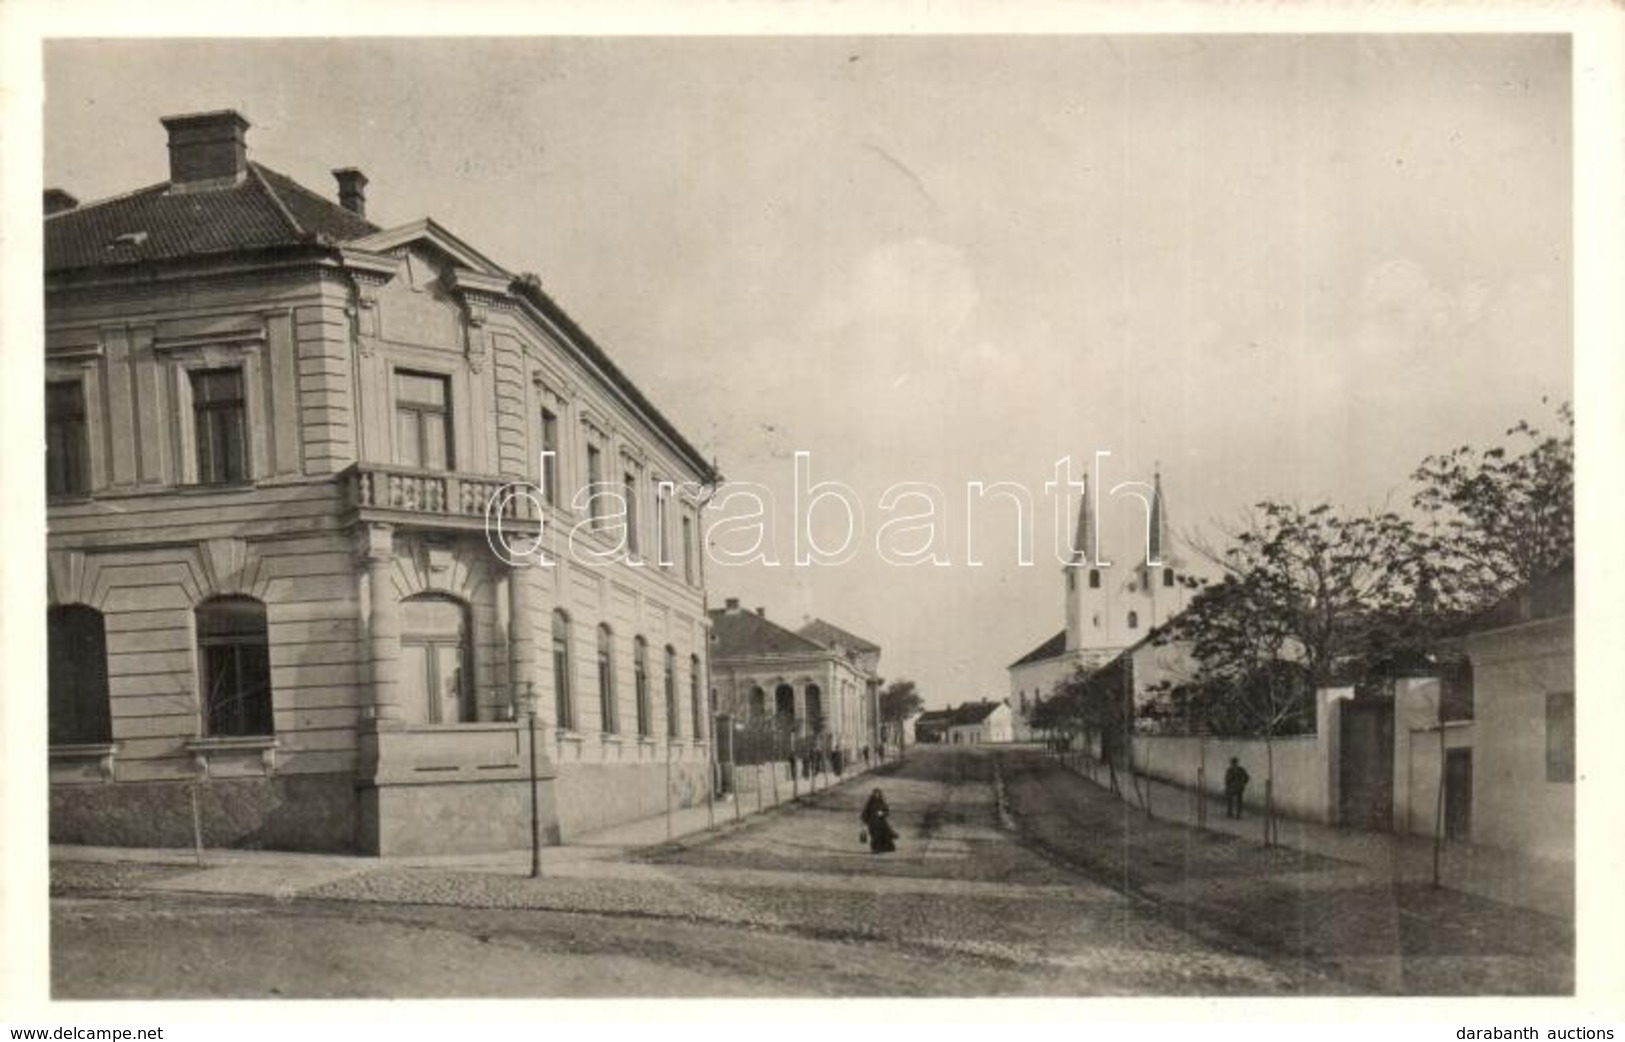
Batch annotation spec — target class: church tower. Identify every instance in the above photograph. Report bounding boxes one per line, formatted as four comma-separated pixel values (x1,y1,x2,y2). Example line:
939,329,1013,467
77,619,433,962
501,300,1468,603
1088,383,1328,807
1063,469,1189,662
1063,476,1093,653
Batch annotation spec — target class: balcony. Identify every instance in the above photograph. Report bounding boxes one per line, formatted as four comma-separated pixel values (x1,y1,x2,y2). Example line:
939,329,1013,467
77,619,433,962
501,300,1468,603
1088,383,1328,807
342,463,541,534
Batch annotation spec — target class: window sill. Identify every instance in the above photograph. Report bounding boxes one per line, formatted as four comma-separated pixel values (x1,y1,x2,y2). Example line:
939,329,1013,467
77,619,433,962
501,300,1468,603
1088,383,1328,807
555,730,586,744
49,742,119,782
184,734,279,777
176,481,258,495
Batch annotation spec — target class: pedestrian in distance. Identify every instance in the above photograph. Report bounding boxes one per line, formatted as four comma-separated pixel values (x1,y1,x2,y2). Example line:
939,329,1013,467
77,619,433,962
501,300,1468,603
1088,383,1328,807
859,787,897,854
1224,757,1250,819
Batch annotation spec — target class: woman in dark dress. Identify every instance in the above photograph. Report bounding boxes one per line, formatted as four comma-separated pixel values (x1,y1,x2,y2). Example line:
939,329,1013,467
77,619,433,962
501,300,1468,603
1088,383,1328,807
860,788,897,854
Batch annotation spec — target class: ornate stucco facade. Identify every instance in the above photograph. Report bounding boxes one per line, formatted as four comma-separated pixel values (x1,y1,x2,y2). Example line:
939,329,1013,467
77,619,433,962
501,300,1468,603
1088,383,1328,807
45,110,720,855
708,601,881,764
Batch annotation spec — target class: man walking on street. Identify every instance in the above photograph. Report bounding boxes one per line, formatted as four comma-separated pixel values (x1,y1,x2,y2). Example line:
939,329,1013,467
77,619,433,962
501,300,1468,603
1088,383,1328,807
1224,757,1250,819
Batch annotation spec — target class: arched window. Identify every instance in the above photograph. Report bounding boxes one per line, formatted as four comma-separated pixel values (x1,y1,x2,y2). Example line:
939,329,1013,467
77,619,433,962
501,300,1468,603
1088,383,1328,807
1127,610,1139,629
633,636,652,736
664,645,679,738
597,624,618,733
691,655,705,740
774,683,795,729
401,594,473,724
552,609,574,730
748,685,766,719
805,684,823,734
196,596,274,737
402,596,464,721
1088,568,1101,589
48,605,111,745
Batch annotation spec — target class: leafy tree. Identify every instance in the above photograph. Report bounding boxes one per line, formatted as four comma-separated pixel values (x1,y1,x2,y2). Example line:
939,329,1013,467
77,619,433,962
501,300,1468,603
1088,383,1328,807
1154,502,1425,842
1412,400,1573,610
879,679,924,723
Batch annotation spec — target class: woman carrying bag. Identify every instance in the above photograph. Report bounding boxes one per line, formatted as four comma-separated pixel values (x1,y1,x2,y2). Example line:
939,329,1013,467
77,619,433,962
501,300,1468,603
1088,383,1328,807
859,788,897,854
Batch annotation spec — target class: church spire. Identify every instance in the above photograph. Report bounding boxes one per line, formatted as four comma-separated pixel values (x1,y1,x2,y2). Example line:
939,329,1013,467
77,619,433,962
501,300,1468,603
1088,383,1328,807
1071,475,1092,564
1148,467,1168,565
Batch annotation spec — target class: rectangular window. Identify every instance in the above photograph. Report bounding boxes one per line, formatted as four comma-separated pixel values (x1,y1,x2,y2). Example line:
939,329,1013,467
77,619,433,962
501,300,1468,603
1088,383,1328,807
191,368,248,486
46,381,90,497
540,408,559,506
623,471,640,556
682,515,696,585
656,484,670,566
586,444,605,526
1546,691,1574,783
395,371,452,471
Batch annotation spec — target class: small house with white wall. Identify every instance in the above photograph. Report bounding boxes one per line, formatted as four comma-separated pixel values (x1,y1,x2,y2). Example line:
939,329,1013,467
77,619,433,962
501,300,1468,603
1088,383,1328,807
1390,563,1574,863
945,700,1013,745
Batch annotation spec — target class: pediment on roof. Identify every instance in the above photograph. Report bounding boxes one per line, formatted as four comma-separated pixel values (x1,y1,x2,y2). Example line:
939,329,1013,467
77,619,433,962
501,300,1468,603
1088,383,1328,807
347,218,511,285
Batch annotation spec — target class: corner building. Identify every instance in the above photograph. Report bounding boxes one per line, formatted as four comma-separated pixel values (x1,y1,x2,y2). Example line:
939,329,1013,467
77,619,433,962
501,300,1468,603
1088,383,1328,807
45,111,719,855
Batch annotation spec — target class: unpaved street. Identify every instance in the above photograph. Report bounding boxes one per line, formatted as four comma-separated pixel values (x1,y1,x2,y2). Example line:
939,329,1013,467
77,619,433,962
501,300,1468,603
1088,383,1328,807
53,746,1565,998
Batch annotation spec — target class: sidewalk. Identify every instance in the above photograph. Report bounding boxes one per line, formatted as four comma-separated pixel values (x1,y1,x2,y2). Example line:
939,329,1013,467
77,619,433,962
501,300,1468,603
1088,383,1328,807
49,758,884,900
1053,752,1573,920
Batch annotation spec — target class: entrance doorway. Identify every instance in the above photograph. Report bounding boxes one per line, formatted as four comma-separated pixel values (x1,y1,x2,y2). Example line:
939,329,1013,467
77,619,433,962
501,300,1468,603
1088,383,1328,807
1339,698,1395,830
400,594,472,724
1444,747,1473,841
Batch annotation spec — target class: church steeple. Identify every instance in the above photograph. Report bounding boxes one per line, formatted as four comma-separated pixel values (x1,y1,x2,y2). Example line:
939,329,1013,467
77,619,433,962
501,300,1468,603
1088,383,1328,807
1071,474,1092,565
1147,467,1166,565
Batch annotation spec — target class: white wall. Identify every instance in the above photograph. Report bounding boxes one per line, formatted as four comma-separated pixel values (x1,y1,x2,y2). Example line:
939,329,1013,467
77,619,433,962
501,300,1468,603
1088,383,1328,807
1130,732,1332,822
1467,617,1574,862
1392,676,1475,838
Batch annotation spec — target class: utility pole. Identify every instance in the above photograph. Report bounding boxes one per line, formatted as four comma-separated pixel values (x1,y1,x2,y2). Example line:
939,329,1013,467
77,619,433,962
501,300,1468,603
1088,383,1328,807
1433,682,1446,888
525,682,543,879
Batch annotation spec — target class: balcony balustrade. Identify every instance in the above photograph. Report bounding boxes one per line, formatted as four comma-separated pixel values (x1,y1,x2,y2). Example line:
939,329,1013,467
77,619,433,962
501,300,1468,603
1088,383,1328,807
342,463,540,532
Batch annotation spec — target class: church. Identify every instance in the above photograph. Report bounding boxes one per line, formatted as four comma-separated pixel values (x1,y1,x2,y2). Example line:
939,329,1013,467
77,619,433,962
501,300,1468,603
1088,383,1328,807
1006,471,1190,739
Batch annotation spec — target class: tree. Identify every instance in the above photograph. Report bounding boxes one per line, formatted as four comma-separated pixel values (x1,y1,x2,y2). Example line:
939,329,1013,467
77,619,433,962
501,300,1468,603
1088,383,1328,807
879,679,924,724
1155,502,1425,843
1412,400,1573,611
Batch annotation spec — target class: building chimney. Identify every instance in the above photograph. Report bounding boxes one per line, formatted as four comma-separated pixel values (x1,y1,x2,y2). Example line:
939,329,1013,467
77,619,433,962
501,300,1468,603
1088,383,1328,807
44,188,78,215
755,607,766,617
724,598,740,612
333,167,368,217
160,110,250,186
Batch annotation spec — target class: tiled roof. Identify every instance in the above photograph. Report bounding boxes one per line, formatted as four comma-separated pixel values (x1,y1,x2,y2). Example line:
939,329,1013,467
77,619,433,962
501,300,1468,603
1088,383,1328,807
709,608,829,660
949,701,1005,726
45,162,377,273
1009,629,1067,669
797,618,879,654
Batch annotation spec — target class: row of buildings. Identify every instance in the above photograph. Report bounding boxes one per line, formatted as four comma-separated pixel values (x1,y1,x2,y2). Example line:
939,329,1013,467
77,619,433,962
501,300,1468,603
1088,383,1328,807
912,701,1013,746
1004,477,1576,867
43,109,883,855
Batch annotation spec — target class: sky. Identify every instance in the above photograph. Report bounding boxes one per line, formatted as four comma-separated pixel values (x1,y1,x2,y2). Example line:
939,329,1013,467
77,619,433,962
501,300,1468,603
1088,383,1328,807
42,34,1572,708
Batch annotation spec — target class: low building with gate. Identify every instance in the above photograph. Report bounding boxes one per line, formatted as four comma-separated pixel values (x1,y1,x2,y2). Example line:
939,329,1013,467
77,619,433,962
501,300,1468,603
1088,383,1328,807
708,600,882,778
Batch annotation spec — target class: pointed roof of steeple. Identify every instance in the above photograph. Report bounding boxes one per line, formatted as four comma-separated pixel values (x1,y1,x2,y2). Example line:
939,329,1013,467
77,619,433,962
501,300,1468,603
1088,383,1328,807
1071,475,1092,564
1148,468,1166,564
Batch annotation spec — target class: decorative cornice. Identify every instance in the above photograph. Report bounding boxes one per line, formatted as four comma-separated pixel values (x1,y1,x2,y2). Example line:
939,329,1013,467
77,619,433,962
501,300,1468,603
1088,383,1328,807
152,328,266,354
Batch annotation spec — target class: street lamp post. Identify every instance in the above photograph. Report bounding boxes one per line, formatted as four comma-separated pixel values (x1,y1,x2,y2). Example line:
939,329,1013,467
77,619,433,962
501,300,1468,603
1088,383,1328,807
521,681,543,879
